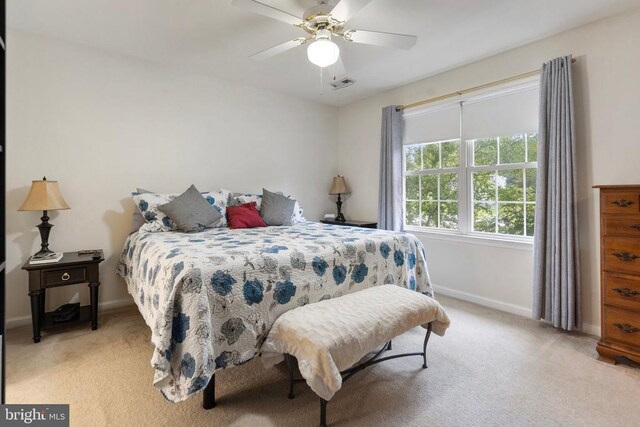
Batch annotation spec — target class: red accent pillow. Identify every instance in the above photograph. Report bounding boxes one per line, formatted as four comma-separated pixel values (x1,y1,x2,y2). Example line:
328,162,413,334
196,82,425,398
227,202,267,229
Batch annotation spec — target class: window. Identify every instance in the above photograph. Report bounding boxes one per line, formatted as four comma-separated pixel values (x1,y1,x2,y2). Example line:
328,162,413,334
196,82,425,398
402,82,539,240
404,139,461,229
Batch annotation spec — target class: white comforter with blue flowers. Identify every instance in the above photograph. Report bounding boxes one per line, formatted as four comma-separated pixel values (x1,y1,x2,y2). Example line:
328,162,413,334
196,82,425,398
118,222,433,403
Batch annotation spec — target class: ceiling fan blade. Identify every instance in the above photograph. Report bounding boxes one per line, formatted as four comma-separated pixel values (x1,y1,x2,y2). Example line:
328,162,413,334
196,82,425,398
232,0,302,26
250,38,306,61
329,56,347,80
344,29,417,49
330,0,374,23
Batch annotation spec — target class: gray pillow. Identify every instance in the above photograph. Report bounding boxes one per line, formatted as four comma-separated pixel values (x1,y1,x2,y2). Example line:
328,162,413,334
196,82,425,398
158,184,223,232
260,188,296,226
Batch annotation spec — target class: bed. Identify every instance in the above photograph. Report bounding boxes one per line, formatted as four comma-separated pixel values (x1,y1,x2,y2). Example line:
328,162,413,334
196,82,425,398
117,221,433,403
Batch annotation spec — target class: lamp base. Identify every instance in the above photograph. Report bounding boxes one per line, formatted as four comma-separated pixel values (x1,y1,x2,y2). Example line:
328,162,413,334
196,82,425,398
335,194,346,222
34,210,54,257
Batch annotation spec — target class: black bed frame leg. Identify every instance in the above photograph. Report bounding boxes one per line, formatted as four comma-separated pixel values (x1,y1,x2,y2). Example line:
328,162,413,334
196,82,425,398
286,354,296,399
203,374,216,409
320,398,327,427
422,323,433,369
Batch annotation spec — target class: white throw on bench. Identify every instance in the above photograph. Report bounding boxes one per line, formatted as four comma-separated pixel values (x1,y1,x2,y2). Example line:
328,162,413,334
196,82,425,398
260,285,450,425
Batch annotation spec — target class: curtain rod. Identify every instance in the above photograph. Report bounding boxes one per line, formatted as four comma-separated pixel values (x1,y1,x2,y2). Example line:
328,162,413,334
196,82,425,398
396,58,577,111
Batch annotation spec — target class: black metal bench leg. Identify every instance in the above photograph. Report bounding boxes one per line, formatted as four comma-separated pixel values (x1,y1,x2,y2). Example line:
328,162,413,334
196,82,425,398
422,323,433,369
203,374,216,409
320,398,327,427
286,354,296,399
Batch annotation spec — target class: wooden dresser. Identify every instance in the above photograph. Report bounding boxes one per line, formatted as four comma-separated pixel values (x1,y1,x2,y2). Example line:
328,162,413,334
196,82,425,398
594,185,640,364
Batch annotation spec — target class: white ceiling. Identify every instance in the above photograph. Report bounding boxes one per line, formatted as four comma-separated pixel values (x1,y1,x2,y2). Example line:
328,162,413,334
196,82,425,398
8,0,640,106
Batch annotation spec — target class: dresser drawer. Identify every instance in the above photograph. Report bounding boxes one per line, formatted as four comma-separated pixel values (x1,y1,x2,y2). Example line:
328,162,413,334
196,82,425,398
603,215,640,237
603,237,640,275
601,191,640,213
43,268,87,286
604,273,640,310
604,307,640,348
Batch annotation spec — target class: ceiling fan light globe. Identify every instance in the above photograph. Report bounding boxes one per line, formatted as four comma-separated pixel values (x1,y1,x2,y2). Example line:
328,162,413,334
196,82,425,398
307,39,340,68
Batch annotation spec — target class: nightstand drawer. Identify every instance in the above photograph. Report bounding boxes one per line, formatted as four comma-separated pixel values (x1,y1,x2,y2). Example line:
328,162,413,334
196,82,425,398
43,267,86,286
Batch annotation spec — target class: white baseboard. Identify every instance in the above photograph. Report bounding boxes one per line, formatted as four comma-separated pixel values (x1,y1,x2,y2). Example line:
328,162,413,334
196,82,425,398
434,284,601,337
6,298,135,330
434,284,532,318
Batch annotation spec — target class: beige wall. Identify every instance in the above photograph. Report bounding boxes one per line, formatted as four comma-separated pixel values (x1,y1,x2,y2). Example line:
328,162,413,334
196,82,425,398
6,30,339,326
337,8,640,334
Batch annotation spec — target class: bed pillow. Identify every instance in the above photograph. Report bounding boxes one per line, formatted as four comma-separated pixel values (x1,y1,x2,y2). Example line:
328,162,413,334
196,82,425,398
292,201,305,223
130,188,154,233
203,188,231,227
260,188,296,226
234,193,263,209
158,185,223,232
227,202,267,229
132,192,177,232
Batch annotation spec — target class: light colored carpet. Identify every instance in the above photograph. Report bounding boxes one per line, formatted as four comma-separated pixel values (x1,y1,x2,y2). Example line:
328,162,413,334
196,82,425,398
6,296,640,427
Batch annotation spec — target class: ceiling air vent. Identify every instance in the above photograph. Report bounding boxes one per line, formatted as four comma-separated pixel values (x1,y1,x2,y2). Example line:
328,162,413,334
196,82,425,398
330,77,355,90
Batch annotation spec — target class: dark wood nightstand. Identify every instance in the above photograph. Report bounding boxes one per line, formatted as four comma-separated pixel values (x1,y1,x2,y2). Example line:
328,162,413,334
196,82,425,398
321,219,377,229
22,250,104,343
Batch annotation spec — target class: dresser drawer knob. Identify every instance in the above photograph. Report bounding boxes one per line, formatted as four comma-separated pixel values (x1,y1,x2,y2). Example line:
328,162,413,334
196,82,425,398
611,199,633,207
613,323,640,334
61,272,70,281
612,252,640,262
612,287,640,298
630,224,640,231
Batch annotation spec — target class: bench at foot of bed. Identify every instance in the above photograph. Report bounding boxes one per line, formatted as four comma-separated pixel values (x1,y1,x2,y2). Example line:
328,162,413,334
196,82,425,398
260,285,450,426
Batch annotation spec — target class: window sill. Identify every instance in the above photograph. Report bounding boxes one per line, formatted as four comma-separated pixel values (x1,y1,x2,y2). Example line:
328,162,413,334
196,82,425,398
404,226,534,251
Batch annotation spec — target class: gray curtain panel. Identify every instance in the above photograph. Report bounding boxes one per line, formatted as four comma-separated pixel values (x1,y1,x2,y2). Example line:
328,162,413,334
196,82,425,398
378,105,404,231
533,55,581,331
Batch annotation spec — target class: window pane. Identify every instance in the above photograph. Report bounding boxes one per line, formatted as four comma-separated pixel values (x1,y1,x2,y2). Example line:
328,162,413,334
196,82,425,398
440,173,458,201
406,202,420,226
441,140,460,168
474,202,496,233
526,203,535,236
499,134,526,164
421,202,438,227
405,146,421,171
498,203,524,236
497,169,524,202
473,171,496,202
440,202,458,230
422,144,439,169
421,175,438,200
527,133,538,162
474,138,497,166
405,175,419,200
526,168,536,202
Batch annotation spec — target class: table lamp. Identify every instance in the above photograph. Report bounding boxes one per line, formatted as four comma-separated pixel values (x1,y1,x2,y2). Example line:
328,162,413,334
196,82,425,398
329,175,351,222
18,177,70,257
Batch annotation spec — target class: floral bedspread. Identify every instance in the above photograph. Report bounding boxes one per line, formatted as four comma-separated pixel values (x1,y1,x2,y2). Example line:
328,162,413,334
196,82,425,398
117,222,433,402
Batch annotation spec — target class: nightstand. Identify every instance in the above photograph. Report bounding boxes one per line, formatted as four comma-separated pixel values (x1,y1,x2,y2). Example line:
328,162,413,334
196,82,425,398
321,219,377,229
22,250,104,343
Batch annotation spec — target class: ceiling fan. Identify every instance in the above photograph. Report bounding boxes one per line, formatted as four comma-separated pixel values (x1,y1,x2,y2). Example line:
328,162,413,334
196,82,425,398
231,0,417,75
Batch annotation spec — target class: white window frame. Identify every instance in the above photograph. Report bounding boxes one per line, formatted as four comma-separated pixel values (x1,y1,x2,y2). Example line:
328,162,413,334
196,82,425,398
402,80,539,246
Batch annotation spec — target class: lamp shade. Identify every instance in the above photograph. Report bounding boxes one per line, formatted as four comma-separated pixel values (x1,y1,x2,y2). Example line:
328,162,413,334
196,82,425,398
329,175,351,195
18,178,70,211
